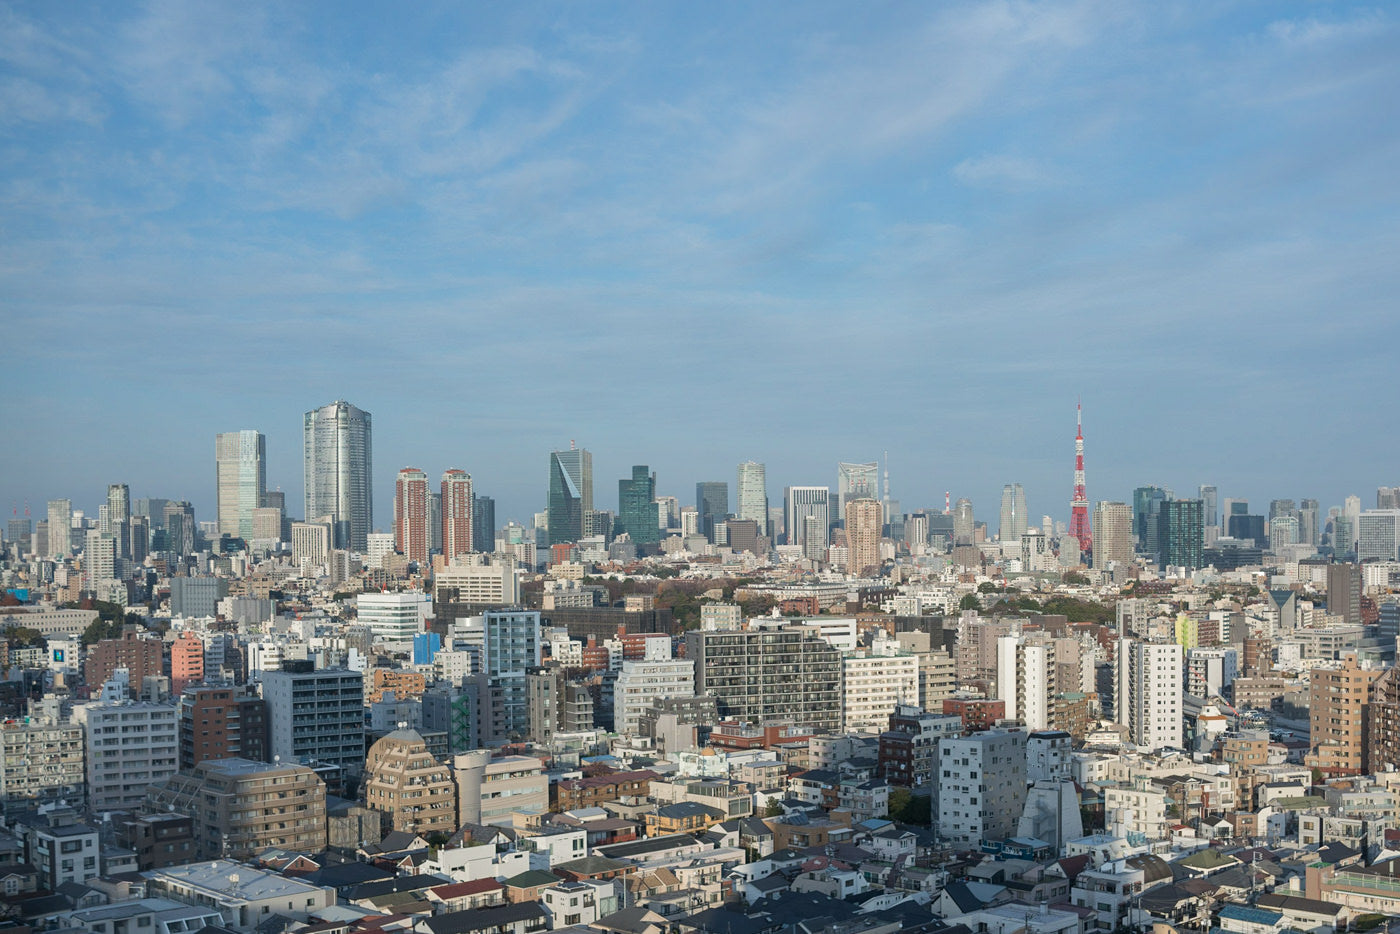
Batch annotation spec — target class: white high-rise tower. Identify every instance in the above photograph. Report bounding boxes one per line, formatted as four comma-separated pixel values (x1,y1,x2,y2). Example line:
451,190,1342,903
303,401,373,551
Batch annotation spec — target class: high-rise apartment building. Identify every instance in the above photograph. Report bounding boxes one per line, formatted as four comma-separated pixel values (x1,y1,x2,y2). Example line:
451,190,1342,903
842,649,919,734
999,483,1028,542
937,730,1027,847
290,520,330,567
845,497,883,577
147,758,327,860
262,661,366,777
178,685,269,771
482,609,543,743
696,482,728,541
86,629,163,699
1114,640,1183,752
84,529,116,591
76,700,179,813
1157,499,1204,569
785,486,830,560
736,462,768,534
686,624,842,732
547,446,592,546
303,400,373,551
0,719,85,804
1306,658,1384,777
394,467,430,563
1368,667,1400,775
106,483,131,558
837,462,879,522
215,430,266,539
364,729,457,835
1091,501,1132,570
615,659,695,736
171,631,205,695
618,466,660,545
441,470,473,561
953,498,974,546
46,498,71,558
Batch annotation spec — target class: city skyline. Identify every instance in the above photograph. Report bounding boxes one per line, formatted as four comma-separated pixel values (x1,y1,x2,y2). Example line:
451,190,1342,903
3,3,1398,532
5,402,1399,541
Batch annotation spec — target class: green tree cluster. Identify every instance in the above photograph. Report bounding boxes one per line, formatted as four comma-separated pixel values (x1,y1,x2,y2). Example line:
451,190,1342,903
885,787,931,824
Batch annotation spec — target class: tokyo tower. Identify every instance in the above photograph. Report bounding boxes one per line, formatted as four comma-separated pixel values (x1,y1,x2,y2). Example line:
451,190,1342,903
1068,402,1092,556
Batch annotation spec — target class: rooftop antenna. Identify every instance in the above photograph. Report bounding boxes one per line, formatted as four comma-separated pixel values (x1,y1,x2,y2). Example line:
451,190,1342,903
944,492,951,515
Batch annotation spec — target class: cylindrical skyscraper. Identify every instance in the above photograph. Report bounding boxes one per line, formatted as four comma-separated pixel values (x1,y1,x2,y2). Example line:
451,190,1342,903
303,401,373,551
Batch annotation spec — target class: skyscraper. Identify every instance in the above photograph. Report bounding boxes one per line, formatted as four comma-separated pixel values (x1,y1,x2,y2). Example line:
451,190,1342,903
736,461,768,534
784,486,830,559
1299,499,1321,548
695,482,728,541
394,467,429,563
472,494,495,553
1091,501,1132,570
845,497,883,577
1157,499,1204,570
618,466,660,545
953,498,974,546
999,483,1028,542
106,484,130,558
1198,485,1218,530
215,430,266,540
303,401,373,551
1132,486,1168,555
837,462,878,522
547,445,592,546
441,470,473,562
46,498,71,558
163,501,196,558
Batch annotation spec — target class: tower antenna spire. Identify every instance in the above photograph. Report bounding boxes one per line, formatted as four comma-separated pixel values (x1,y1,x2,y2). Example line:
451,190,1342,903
1068,401,1092,558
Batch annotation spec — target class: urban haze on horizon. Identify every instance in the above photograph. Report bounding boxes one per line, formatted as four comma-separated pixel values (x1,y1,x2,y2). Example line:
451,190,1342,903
7,399,1400,551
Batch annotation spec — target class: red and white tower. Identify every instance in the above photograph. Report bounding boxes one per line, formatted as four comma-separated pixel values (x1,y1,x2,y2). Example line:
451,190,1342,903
1068,403,1092,556
441,468,473,562
394,467,430,564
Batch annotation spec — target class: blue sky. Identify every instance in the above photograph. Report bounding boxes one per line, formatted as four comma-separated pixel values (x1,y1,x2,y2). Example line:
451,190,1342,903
2,1,1397,533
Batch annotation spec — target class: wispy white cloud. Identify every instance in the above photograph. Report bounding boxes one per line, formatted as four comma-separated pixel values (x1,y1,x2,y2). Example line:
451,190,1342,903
952,154,1062,190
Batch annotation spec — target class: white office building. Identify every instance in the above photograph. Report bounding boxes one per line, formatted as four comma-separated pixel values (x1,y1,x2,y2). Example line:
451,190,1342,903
357,591,431,644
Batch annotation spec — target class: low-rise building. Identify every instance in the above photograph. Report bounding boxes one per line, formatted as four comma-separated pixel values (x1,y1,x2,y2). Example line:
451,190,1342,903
143,859,336,932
